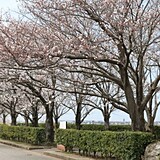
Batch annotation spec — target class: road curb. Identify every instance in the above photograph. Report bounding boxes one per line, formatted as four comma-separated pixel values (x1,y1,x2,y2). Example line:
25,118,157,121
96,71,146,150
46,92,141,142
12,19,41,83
44,150,95,160
0,139,45,150
44,151,76,160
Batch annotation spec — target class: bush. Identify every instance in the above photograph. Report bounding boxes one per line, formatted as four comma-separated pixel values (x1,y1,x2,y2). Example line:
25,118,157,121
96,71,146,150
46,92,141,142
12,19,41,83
67,123,131,131
81,124,105,131
17,122,46,128
109,125,131,131
56,129,154,160
153,126,160,140
66,123,77,129
0,124,46,145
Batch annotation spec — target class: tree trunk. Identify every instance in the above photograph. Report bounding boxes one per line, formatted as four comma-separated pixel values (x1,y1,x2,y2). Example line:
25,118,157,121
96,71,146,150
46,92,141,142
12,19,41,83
24,116,29,126
118,48,146,131
32,116,38,127
11,113,17,126
45,107,54,144
32,108,38,127
23,111,29,126
76,118,81,130
120,67,145,131
103,106,110,130
130,107,145,131
145,108,154,133
2,113,7,124
145,95,159,133
54,116,59,129
75,104,81,130
146,116,154,133
104,117,110,130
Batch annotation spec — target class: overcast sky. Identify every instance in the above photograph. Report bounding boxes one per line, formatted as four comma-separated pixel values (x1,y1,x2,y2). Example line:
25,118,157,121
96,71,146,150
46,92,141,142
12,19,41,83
0,0,19,11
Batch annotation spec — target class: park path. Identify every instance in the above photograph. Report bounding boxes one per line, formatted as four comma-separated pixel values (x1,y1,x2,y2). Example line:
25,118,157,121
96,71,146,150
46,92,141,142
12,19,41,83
0,143,61,160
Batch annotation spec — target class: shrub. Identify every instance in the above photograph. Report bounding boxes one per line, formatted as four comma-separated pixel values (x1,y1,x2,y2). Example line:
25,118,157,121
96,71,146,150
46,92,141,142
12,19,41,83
67,123,131,131
109,125,131,131
153,126,160,140
66,123,77,129
56,129,154,160
17,122,46,128
56,129,79,151
0,124,46,145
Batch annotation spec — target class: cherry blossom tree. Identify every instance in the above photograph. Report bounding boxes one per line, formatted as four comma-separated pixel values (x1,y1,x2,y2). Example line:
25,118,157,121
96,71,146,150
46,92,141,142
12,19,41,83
52,92,70,129
0,81,22,126
58,71,95,130
18,93,45,127
15,69,57,144
0,19,58,142
0,0,159,133
92,81,119,130
18,0,160,131
0,107,9,124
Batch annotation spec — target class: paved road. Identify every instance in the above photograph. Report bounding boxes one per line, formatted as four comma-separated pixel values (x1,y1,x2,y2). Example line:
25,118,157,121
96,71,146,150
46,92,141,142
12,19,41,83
0,143,61,160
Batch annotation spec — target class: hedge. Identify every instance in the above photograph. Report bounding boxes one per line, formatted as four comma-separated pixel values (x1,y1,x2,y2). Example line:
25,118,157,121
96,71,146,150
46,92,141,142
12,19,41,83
67,123,132,131
67,124,160,140
56,129,154,160
17,123,132,131
17,123,46,128
0,124,46,145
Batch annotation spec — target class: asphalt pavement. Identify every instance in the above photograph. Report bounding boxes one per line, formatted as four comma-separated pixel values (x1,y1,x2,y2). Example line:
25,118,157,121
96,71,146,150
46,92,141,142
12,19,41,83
0,139,95,160
0,143,61,160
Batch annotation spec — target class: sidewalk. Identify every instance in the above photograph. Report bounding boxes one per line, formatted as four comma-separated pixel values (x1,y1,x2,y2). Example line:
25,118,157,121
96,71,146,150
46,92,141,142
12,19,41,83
44,148,96,160
0,139,96,160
